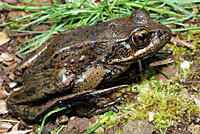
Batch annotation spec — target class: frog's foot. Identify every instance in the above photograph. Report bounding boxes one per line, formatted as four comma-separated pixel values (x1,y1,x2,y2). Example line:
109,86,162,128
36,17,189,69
153,49,173,59
157,50,172,54
75,96,127,117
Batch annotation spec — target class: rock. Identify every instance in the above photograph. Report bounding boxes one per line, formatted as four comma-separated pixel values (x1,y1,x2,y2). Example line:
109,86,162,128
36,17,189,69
61,117,93,134
123,120,155,134
188,123,200,134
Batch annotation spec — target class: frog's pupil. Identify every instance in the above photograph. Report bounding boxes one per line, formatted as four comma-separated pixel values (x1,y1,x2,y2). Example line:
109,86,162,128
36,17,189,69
138,33,146,40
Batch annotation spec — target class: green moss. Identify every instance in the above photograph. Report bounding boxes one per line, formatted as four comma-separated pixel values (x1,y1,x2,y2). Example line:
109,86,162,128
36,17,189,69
103,78,200,131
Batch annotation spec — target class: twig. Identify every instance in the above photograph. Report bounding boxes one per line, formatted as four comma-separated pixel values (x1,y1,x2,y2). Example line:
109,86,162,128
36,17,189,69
9,32,38,37
170,37,195,50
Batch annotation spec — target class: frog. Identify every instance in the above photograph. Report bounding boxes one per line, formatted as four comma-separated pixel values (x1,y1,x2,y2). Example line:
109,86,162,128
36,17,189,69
6,9,172,122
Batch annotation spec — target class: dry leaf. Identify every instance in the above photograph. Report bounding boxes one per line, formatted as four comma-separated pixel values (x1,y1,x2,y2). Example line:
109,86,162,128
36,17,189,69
7,11,26,20
0,89,9,100
0,100,8,114
0,32,10,46
0,52,15,66
170,37,195,50
0,53,14,62
11,121,20,131
0,121,12,133
7,130,33,134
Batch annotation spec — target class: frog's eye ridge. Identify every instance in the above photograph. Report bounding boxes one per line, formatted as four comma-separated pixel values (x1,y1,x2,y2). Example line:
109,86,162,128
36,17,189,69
130,28,151,49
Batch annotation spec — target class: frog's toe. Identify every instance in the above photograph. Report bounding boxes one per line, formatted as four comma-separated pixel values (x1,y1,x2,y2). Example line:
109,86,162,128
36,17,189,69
90,96,126,115
96,96,127,108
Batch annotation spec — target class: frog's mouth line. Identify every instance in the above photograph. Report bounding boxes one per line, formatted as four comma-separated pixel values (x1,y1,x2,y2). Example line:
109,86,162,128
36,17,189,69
133,41,156,57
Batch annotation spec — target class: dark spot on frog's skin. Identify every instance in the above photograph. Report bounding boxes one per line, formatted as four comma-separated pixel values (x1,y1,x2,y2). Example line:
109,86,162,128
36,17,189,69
73,32,79,36
86,29,90,33
110,24,116,29
9,103,18,112
25,87,36,96
103,22,109,27
53,42,59,48
65,40,71,44
37,107,42,112
54,53,59,58
103,72,112,80
44,92,49,97
91,31,97,37
23,108,29,117
42,83,49,88
102,36,108,40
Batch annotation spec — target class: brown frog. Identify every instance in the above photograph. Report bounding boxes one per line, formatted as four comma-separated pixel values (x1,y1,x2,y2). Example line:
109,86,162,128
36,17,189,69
6,10,172,122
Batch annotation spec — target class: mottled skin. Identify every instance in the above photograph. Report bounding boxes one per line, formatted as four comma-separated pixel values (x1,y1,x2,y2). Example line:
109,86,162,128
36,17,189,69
6,10,172,122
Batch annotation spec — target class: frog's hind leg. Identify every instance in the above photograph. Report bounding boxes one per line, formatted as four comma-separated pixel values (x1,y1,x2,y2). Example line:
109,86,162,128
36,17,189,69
6,68,75,122
7,68,75,104
6,84,128,122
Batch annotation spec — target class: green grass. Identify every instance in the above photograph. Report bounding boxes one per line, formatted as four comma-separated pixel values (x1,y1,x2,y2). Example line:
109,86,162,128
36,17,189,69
38,107,67,134
0,0,200,54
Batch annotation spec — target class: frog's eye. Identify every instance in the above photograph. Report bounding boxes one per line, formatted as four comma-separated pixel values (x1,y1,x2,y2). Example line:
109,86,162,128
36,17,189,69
130,28,151,49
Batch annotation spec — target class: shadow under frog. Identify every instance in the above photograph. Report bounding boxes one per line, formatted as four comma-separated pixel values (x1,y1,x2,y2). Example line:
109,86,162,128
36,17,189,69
6,10,172,122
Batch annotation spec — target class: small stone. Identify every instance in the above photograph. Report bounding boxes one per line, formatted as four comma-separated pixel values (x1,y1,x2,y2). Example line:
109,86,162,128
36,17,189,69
194,117,200,124
61,117,93,134
149,112,155,122
56,115,69,124
191,95,200,107
123,120,155,134
9,82,17,88
180,61,190,69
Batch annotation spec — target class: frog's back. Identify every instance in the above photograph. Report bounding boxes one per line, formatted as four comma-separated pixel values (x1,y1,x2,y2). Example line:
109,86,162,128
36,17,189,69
22,17,132,77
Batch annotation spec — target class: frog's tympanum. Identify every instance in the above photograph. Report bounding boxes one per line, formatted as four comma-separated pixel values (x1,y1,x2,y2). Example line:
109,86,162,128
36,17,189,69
6,10,172,122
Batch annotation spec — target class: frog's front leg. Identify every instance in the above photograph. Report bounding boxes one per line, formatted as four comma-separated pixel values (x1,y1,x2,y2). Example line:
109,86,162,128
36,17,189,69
72,64,129,116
